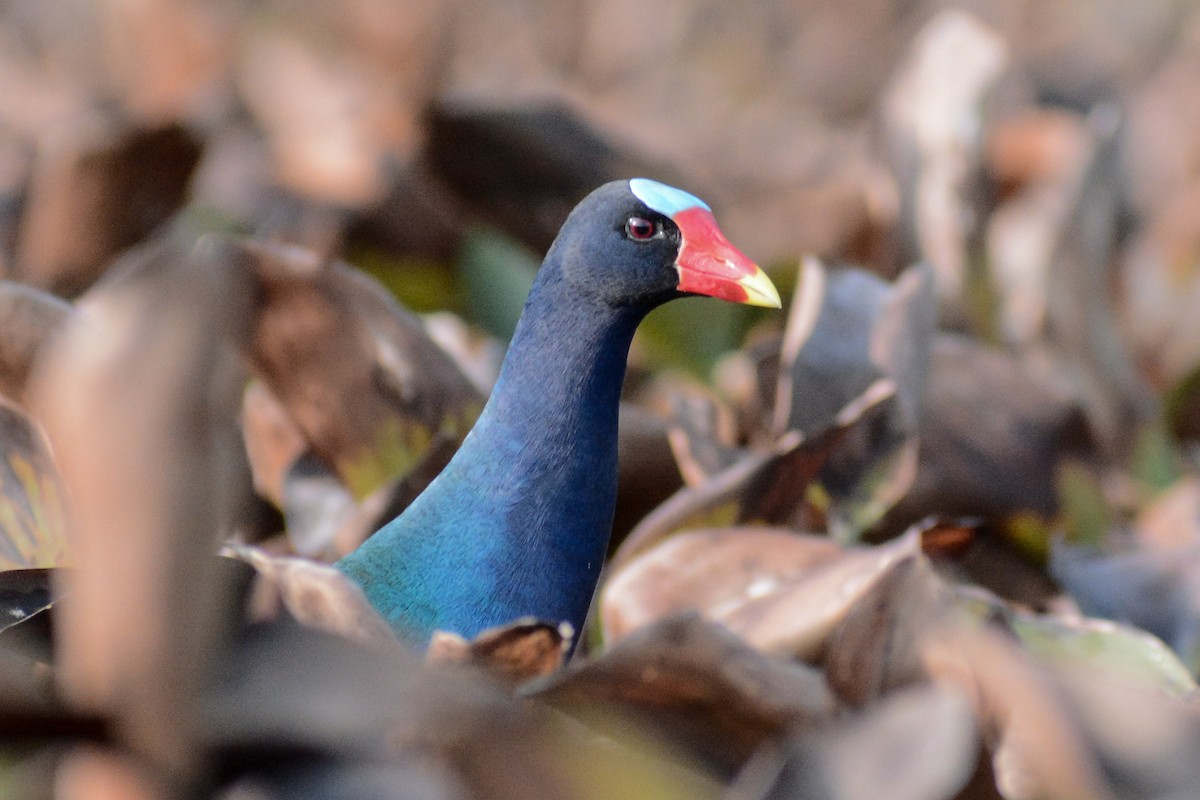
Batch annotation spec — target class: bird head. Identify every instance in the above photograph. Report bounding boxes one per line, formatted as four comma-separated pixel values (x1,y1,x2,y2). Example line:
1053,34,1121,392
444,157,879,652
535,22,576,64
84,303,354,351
552,178,781,311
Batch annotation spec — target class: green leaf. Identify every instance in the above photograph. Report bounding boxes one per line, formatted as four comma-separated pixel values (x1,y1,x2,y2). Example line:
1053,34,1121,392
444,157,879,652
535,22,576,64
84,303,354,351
456,228,538,341
637,296,761,377
1056,460,1112,548
1163,361,1200,437
353,250,461,316
1010,611,1197,696
1130,420,1183,497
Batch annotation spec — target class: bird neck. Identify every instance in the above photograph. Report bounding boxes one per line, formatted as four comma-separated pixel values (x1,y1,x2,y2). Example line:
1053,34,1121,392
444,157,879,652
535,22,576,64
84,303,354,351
487,275,643,448
336,264,651,645
463,269,645,584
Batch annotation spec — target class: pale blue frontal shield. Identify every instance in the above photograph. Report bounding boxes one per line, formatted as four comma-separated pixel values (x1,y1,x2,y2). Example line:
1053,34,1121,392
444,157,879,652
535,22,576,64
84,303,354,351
629,178,711,217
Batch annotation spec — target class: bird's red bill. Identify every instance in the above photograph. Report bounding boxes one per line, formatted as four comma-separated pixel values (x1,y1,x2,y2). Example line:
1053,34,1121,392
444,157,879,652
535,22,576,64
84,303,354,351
673,207,781,308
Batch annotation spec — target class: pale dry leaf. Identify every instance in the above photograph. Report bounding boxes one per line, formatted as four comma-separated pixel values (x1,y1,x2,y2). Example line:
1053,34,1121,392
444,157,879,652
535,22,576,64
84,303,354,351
229,544,402,653
881,9,1008,316
720,528,924,659
609,523,930,662
602,528,842,645
32,240,252,778
240,380,307,508
734,684,982,800
616,378,896,566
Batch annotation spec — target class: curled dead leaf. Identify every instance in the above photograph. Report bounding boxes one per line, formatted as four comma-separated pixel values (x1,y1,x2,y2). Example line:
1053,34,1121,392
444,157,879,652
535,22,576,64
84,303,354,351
608,524,935,662
763,256,934,537
615,378,896,567
922,626,1113,800
427,618,573,686
719,529,927,660
822,548,951,707
222,236,484,501
227,544,402,653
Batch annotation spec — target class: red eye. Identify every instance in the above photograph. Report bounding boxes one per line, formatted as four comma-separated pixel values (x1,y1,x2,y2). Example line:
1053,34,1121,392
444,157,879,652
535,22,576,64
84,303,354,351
626,216,657,240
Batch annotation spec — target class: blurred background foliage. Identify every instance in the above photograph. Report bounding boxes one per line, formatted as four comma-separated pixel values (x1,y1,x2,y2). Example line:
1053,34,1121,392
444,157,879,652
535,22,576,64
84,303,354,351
3,1,1200,799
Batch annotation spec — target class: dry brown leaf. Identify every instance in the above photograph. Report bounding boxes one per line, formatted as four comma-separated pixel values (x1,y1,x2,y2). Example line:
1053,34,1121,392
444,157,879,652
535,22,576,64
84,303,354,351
885,334,1089,529
923,627,1116,800
923,610,1200,797
31,240,252,779
201,619,423,758
602,528,842,645
612,403,684,544
532,614,834,776
0,640,60,725
822,549,951,707
1040,108,1157,453
15,117,202,297
765,257,934,536
1121,179,1200,387
880,9,1008,315
732,684,984,800
720,529,926,660
664,389,742,488
615,378,896,566
228,237,483,501
1051,661,1200,794
427,618,572,686
205,617,588,800
238,4,444,208
747,379,899,528
1134,475,1200,552
772,259,893,437
611,432,804,570
426,101,658,254
987,108,1094,191
56,747,166,800
985,109,1092,348
242,378,393,558
97,0,236,123
609,523,938,663
229,544,402,653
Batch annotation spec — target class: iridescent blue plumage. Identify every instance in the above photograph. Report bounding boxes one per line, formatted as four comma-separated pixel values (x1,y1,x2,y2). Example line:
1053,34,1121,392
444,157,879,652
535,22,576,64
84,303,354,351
336,179,777,646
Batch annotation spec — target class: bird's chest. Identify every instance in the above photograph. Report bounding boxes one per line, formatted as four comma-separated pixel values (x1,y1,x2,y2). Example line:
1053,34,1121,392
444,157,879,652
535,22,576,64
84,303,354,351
505,421,618,539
